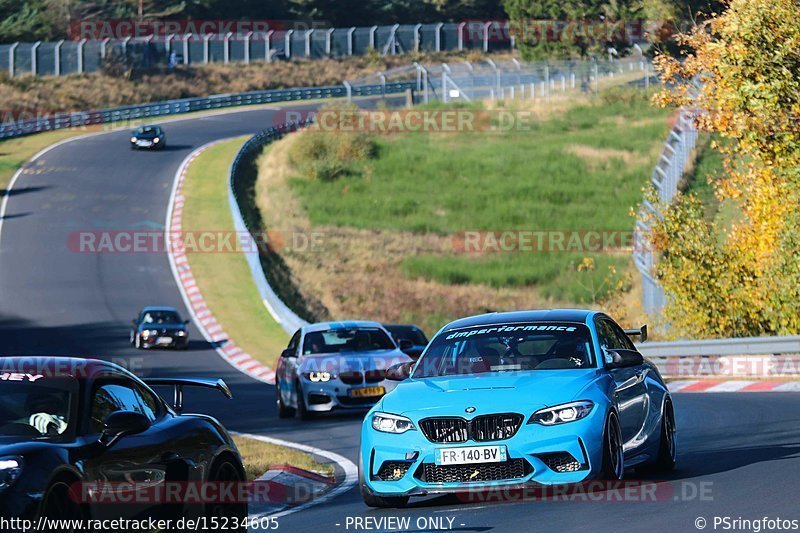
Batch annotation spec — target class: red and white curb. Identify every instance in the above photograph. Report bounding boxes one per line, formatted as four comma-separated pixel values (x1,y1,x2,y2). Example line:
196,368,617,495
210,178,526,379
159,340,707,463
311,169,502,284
166,141,276,384
669,380,800,393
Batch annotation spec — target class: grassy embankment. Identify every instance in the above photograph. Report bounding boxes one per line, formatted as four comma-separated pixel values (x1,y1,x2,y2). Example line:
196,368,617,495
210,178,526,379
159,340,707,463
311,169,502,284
254,87,672,333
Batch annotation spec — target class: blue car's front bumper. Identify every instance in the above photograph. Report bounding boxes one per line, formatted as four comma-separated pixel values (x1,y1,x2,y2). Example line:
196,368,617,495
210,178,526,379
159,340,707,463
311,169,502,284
360,405,607,498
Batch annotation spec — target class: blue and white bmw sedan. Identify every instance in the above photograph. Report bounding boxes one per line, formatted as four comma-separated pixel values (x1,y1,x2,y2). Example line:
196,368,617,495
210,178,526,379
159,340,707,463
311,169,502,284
359,309,676,508
275,321,413,419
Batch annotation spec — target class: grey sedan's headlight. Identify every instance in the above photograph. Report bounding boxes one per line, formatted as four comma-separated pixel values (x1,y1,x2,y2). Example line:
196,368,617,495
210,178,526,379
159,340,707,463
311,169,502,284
175,330,187,337
303,371,332,382
141,329,158,338
0,457,22,492
372,412,415,434
529,401,594,426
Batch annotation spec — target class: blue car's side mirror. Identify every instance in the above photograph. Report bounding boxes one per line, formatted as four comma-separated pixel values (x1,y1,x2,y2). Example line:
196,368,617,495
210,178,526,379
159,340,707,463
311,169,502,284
604,349,644,369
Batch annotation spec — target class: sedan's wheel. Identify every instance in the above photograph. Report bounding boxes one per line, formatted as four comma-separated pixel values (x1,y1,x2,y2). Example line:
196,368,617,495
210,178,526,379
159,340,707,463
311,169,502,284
129,330,135,345
600,413,624,480
134,334,142,349
359,458,409,508
206,460,247,531
41,481,84,532
277,381,296,419
295,380,315,420
654,402,677,471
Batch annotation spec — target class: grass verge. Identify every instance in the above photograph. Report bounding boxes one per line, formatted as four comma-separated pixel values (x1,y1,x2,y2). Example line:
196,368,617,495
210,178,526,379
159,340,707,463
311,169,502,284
180,138,289,369
233,435,334,481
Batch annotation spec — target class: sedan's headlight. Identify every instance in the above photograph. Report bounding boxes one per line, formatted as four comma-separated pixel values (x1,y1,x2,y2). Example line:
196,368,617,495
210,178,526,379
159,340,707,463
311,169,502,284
153,137,160,143
529,401,594,426
303,371,331,382
175,330,187,337
141,329,158,338
131,136,138,142
0,457,23,492
371,412,415,434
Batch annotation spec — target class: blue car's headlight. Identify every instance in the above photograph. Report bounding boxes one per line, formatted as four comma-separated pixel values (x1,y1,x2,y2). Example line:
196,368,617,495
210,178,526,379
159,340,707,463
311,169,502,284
0,457,23,492
529,401,594,426
371,412,416,434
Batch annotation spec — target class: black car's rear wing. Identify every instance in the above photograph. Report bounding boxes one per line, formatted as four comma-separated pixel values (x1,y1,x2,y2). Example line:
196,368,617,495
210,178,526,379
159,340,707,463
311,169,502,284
624,325,648,342
144,378,232,413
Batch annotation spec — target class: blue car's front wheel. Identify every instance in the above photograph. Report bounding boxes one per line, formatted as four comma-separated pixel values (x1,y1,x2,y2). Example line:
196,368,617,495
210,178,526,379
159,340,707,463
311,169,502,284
599,412,624,480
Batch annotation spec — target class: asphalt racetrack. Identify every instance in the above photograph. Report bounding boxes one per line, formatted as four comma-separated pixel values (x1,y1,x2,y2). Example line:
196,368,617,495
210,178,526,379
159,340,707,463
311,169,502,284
1,102,798,532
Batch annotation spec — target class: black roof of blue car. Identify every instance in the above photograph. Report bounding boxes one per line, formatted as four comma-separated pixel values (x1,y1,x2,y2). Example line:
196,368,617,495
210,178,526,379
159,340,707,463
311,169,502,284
442,309,596,331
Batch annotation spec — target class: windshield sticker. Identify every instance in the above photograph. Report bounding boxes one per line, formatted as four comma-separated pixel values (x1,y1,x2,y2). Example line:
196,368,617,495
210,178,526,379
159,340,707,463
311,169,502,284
0,373,45,382
445,324,577,340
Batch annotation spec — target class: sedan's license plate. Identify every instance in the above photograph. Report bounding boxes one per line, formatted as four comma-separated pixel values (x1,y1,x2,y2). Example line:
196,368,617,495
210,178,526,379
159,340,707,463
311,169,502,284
436,445,507,466
155,336,173,345
348,386,385,398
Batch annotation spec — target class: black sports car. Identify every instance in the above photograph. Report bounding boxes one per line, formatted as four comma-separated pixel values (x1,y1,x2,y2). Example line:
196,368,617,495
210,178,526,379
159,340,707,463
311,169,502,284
382,324,429,359
0,357,246,525
131,306,189,350
130,125,166,150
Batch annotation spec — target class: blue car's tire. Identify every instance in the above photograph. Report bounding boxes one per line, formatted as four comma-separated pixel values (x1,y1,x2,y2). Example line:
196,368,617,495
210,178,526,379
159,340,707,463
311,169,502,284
359,460,409,508
653,401,677,472
599,412,624,480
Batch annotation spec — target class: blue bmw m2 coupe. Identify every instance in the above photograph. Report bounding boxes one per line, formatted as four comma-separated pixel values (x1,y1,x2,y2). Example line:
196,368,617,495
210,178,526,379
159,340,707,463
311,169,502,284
359,309,676,507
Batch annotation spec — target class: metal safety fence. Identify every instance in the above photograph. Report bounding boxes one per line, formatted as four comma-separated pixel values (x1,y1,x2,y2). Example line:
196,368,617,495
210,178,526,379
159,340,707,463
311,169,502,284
1,22,516,77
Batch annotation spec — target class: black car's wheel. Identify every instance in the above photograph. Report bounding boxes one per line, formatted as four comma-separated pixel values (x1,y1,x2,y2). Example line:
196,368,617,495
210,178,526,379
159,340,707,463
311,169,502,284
652,401,677,472
295,379,314,420
599,412,624,480
359,460,409,508
277,381,295,419
41,480,85,532
205,459,247,531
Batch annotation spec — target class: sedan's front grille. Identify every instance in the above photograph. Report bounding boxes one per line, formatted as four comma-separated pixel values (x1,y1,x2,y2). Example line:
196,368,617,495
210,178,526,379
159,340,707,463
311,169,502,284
471,414,524,441
339,371,363,385
419,418,469,443
416,458,531,484
419,414,524,443
364,369,384,383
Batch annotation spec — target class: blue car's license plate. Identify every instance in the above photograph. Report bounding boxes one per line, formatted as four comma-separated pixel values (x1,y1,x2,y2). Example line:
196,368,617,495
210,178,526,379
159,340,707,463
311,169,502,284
435,445,507,466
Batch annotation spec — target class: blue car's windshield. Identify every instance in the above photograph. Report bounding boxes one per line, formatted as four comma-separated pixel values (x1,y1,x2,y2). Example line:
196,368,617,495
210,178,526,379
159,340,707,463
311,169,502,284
413,322,594,378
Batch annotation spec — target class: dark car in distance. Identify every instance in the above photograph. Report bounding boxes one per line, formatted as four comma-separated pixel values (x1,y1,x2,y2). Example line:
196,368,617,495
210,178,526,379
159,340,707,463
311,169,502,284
131,307,189,350
382,324,429,359
0,357,246,525
130,125,166,150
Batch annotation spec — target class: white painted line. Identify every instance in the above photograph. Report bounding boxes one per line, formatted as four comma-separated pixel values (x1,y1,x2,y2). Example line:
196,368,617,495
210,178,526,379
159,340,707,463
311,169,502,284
774,382,800,392
232,432,358,519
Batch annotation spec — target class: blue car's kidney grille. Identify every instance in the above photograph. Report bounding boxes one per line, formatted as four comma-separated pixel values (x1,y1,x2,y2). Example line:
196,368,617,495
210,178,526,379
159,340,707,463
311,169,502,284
419,414,523,443
419,418,469,443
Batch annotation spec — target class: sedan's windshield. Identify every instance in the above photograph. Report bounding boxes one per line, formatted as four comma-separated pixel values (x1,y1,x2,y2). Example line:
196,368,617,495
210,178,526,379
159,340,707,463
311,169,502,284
142,310,181,324
413,322,594,378
0,376,76,440
303,327,395,354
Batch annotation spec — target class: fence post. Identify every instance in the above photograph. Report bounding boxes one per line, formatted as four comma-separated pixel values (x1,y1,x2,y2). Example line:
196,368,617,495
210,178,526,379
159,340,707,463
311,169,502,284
182,34,191,64
285,29,294,59
304,29,313,57
100,37,110,59
8,42,18,77
483,22,492,53
343,81,352,103
203,34,211,64
122,36,131,60
379,72,387,97
369,26,378,50
325,28,334,56
223,32,232,63
77,38,87,73
414,24,422,52
593,59,599,96
265,30,274,62
54,40,64,76
457,22,466,51
435,22,444,52
31,41,41,75
347,27,356,56
243,32,252,64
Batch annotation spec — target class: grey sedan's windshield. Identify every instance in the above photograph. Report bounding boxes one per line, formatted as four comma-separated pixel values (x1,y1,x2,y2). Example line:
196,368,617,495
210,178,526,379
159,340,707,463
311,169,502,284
303,328,395,354
413,323,595,378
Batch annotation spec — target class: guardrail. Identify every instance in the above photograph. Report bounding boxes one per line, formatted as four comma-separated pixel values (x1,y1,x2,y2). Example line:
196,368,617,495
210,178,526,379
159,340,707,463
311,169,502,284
638,335,800,357
0,81,416,140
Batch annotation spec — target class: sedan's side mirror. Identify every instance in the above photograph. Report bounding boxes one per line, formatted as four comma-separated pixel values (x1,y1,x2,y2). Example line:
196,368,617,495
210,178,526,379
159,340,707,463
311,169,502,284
397,339,414,352
280,348,296,358
101,410,150,447
386,361,414,381
604,349,644,369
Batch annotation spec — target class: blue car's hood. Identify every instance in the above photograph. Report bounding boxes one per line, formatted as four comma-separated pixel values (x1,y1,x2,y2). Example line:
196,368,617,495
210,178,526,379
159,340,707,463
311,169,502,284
382,370,600,418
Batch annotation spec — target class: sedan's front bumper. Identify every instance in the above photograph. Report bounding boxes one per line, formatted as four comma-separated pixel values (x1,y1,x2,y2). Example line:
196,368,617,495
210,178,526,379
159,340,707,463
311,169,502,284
360,405,607,498
140,333,189,349
301,378,402,412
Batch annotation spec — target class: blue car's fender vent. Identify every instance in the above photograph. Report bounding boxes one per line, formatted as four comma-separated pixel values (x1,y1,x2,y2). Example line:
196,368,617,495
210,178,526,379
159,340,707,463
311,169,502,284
419,414,524,443
415,458,532,484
